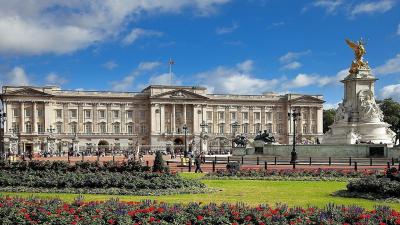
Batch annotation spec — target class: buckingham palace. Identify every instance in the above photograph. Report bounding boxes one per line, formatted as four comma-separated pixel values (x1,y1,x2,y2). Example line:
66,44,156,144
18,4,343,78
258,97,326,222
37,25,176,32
0,85,324,155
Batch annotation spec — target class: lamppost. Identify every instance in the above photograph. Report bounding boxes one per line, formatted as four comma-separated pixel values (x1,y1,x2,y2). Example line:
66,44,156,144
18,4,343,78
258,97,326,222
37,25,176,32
0,108,6,161
182,124,188,158
288,109,301,165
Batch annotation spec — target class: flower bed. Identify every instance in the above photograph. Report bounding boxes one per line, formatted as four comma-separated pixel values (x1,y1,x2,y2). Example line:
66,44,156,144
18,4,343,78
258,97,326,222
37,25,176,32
0,197,399,224
206,169,378,181
0,161,207,196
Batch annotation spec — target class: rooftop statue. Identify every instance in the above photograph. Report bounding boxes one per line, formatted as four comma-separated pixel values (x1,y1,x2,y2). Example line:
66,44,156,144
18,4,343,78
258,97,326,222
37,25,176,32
345,38,369,73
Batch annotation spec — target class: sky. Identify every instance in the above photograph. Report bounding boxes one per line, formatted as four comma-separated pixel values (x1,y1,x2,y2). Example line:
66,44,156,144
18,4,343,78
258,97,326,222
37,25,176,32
0,0,399,109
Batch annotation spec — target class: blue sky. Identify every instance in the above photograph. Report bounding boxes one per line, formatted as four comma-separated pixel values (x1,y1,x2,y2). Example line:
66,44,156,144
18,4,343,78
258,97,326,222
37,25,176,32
0,0,400,108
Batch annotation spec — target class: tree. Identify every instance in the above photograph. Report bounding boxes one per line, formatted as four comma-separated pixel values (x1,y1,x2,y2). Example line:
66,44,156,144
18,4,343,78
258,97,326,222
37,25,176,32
152,151,166,172
323,109,336,133
377,98,400,145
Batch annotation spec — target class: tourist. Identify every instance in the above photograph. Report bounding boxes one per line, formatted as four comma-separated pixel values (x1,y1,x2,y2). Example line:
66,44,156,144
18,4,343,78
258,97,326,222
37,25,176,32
195,155,203,173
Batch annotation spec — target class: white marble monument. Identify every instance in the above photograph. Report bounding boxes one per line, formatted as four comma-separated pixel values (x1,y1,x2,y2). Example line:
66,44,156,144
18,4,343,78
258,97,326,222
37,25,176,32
323,39,395,146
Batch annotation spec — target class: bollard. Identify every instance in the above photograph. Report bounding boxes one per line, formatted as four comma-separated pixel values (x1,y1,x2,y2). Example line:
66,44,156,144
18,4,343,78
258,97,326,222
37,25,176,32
292,161,296,170
212,160,216,172
387,161,390,169
274,157,277,165
68,153,70,164
309,157,312,166
167,161,170,166
370,158,373,166
188,158,192,172
398,162,400,171
392,157,395,166
328,157,331,166
146,161,149,167
257,156,259,165
264,161,268,170
215,156,217,163
349,157,352,166
227,156,230,163
241,156,244,164
354,162,358,171
81,153,84,162
97,154,100,163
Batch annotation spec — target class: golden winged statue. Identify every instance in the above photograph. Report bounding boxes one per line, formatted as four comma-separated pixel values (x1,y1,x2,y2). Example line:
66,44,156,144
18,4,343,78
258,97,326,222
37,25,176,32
345,38,368,73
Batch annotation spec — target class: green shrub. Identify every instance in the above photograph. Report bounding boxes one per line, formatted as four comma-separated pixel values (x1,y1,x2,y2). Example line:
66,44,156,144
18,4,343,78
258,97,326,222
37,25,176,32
152,151,166,172
226,162,240,174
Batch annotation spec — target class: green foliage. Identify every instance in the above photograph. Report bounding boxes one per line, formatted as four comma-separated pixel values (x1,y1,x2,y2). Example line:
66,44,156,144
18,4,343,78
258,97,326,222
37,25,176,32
226,162,240,174
323,109,336,133
152,151,166,172
378,98,400,144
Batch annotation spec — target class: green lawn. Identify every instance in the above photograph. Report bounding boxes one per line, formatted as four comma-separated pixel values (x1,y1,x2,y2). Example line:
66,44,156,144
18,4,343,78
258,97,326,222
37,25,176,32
1,173,399,210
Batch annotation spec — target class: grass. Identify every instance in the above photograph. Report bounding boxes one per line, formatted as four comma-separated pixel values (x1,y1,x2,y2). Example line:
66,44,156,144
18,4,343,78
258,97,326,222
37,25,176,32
1,173,399,210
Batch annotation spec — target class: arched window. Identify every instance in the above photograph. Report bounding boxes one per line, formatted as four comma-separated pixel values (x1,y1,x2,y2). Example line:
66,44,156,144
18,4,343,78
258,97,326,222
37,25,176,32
303,124,309,134
127,123,134,134
113,122,120,134
25,122,32,133
242,123,249,134
99,122,107,134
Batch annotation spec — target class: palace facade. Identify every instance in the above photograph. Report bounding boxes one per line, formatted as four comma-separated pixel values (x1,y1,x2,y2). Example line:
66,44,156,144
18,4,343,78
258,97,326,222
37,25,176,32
0,85,324,154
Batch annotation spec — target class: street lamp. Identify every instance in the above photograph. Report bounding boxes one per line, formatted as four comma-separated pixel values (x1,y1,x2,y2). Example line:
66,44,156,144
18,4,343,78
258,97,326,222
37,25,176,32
182,124,188,158
0,109,6,161
288,109,301,165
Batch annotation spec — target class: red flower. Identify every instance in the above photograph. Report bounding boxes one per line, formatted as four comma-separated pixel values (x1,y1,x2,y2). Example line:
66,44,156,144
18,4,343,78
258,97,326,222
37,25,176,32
108,219,115,224
197,215,204,220
245,215,252,221
149,216,156,222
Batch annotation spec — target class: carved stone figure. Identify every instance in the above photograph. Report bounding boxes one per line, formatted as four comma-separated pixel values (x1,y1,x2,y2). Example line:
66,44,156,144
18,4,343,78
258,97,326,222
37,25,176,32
357,90,383,122
334,103,346,122
254,130,276,143
345,38,368,73
232,134,248,147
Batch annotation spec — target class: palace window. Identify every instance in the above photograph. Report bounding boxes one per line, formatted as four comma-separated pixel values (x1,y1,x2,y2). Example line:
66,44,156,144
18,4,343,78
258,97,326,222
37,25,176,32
56,123,62,134
113,110,120,118
277,112,283,121
25,122,32,133
207,123,213,133
12,108,20,117
127,110,133,119
37,108,44,117
140,124,146,134
218,112,224,120
254,112,261,120
266,123,272,133
303,113,309,121
127,124,134,134
12,122,19,133
242,112,249,120
25,108,31,117
277,124,283,134
266,112,272,121
140,110,145,119
37,123,45,134
70,122,77,134
113,123,120,133
206,111,212,120
219,124,224,134
84,110,91,119
85,123,92,134
99,123,106,134
98,110,106,119
303,124,309,134
55,109,62,118
255,123,261,133
70,109,77,118
242,123,249,134
230,112,236,120
312,125,317,134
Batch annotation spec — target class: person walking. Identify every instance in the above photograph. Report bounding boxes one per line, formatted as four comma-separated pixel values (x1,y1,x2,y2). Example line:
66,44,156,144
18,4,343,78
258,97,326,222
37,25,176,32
195,155,203,173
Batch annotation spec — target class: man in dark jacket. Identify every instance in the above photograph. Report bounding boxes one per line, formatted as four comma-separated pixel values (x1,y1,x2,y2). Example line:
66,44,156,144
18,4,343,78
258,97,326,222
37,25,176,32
194,155,203,173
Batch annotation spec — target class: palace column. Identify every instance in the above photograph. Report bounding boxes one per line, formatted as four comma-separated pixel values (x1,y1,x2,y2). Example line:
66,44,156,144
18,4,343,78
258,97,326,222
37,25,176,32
316,107,323,134
193,104,199,134
106,104,112,133
93,103,98,133
121,103,126,133
160,104,165,134
32,102,37,133
44,102,51,133
20,102,25,133
172,104,176,133
63,103,68,133
78,103,83,133
183,104,187,125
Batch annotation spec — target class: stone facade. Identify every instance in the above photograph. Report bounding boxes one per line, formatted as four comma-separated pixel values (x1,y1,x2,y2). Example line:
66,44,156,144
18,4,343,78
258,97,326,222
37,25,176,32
0,85,324,153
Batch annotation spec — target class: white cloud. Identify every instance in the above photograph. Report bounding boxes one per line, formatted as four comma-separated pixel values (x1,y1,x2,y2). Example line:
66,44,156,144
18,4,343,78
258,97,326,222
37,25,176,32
45,73,68,86
149,73,182,86
380,84,400,101
138,61,162,71
110,75,136,92
351,0,395,16
5,67,31,86
216,22,239,35
323,102,340,110
279,50,311,63
282,68,348,89
374,54,400,75
0,0,229,55
281,61,302,70
312,0,343,14
397,24,400,35
122,28,163,45
283,73,316,89
102,61,118,70
196,60,279,94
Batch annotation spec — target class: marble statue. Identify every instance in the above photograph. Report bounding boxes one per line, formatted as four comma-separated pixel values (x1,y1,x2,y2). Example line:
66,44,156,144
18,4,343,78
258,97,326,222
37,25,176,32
323,38,394,146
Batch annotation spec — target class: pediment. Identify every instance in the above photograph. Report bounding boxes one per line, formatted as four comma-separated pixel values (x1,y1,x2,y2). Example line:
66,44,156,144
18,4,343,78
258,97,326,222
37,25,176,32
151,89,209,100
4,88,53,97
289,95,324,104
